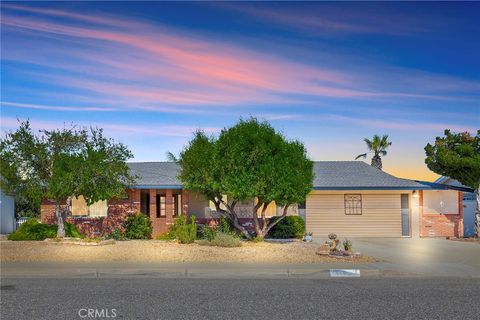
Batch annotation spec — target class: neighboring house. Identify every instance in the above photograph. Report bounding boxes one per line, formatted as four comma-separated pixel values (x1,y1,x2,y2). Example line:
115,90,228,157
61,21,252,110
40,161,472,238
435,176,476,237
0,187,15,234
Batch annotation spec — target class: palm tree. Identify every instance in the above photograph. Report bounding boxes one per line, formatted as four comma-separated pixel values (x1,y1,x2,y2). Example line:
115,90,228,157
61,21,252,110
355,134,392,170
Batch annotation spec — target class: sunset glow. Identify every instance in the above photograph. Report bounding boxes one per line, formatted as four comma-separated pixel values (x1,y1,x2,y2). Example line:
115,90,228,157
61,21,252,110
1,2,479,181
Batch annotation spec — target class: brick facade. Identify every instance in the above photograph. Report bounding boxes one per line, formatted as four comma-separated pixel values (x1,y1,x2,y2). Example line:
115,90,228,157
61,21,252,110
41,189,141,237
40,188,188,238
419,190,464,238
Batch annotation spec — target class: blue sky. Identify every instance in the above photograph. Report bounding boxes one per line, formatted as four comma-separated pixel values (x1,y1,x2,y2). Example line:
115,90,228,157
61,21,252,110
1,1,479,180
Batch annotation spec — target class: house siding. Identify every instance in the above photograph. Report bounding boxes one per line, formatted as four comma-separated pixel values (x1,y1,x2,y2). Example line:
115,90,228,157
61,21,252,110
306,190,405,238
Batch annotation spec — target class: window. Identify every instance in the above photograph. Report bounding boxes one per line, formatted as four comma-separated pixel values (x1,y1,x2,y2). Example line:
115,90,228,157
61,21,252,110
157,194,166,217
344,194,362,215
173,194,182,216
71,196,107,217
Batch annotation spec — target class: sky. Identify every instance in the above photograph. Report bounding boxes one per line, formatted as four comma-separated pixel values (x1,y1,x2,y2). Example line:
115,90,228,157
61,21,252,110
1,1,479,181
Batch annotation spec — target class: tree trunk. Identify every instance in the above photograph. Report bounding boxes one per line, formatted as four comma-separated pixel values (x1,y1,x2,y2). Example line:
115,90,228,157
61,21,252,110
475,187,480,238
252,201,263,239
371,154,382,170
260,202,270,233
264,204,291,235
55,202,65,238
215,199,251,240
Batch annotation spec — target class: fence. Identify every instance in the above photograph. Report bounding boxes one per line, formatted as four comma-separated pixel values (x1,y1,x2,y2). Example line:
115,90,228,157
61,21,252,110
15,217,30,230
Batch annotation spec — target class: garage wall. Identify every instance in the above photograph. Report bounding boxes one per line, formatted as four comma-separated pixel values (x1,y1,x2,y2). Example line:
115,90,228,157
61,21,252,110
0,188,16,234
420,190,463,237
306,190,407,238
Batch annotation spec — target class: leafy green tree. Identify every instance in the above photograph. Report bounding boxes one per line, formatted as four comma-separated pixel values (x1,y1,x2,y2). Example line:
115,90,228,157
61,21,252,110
355,134,392,170
425,129,480,237
178,118,313,239
0,120,135,237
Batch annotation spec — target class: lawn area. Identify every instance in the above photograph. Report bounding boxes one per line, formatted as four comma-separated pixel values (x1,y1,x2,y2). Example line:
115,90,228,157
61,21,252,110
0,239,376,264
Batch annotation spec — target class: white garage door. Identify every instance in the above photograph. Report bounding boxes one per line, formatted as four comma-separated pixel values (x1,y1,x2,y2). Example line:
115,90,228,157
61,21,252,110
306,192,404,238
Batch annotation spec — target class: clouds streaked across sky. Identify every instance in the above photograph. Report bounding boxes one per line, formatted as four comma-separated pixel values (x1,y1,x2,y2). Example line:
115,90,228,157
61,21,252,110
1,2,479,180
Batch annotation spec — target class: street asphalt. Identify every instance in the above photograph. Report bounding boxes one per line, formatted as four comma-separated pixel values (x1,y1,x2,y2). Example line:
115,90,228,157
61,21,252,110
1,278,479,320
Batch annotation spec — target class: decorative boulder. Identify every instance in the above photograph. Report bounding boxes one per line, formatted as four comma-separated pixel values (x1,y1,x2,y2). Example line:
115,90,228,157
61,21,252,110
316,244,331,255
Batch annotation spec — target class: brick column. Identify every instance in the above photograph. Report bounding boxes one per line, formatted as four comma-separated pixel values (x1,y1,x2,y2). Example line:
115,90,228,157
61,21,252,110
182,190,189,216
131,189,141,213
419,190,424,237
166,189,174,225
458,191,464,238
149,189,157,219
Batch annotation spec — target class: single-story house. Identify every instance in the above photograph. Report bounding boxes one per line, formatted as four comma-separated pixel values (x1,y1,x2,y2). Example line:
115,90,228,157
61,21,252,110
40,161,472,238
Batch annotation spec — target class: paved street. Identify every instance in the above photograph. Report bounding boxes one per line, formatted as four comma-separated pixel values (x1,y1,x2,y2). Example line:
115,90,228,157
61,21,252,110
1,278,479,320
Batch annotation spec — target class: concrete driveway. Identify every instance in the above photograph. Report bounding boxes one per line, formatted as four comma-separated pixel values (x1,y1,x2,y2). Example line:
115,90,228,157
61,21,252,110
347,238,480,277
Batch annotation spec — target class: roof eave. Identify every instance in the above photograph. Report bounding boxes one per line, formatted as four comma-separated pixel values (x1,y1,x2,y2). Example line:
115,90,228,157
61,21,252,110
129,185,183,189
312,186,433,191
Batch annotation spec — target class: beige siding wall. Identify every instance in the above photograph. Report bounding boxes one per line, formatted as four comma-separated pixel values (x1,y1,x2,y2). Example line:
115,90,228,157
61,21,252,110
187,192,210,218
306,190,408,238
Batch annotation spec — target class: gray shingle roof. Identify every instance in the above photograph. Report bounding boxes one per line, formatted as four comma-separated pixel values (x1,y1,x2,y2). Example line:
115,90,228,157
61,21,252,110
312,161,428,189
127,161,439,190
127,162,181,187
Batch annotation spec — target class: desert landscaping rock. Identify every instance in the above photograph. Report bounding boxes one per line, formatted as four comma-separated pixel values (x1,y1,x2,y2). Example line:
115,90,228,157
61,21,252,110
1,240,377,263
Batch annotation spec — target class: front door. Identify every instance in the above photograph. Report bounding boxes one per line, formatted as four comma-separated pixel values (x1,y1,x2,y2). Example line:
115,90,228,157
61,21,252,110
401,194,410,237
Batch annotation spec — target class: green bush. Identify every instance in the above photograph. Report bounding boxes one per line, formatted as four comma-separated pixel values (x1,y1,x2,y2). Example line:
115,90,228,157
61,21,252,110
198,216,235,241
169,215,197,244
217,216,234,234
268,216,305,239
200,225,216,241
8,219,83,240
106,228,127,240
64,222,83,238
156,232,176,240
123,213,152,239
199,232,241,247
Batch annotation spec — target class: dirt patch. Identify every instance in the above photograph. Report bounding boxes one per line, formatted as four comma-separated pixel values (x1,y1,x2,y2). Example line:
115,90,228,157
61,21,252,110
0,240,377,264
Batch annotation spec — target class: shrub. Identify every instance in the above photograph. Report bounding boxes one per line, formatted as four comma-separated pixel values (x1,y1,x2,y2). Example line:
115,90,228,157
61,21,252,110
268,216,305,239
169,215,197,244
123,213,152,239
64,222,83,238
199,232,241,247
8,219,83,240
156,232,175,240
342,239,353,251
217,216,234,234
199,216,236,241
201,225,216,241
106,228,127,240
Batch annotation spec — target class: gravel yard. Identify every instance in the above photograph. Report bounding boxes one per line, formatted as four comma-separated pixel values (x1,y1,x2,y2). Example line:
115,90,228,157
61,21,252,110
0,240,376,263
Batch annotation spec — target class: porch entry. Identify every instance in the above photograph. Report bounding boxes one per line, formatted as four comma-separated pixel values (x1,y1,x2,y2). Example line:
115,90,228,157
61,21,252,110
401,194,410,237
140,190,182,217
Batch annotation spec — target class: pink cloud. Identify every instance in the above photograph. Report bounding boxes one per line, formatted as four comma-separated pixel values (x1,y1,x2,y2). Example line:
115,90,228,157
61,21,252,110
0,116,221,138
1,101,116,112
2,3,478,114
1,10,376,105
220,3,436,36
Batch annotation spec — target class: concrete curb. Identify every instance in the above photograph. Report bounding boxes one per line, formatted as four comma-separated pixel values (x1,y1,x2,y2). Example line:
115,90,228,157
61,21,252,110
1,267,424,279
